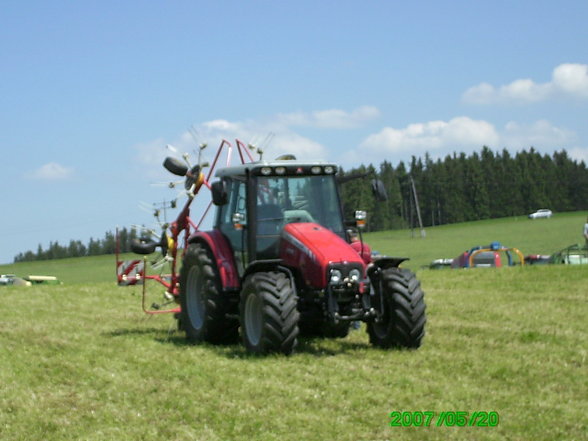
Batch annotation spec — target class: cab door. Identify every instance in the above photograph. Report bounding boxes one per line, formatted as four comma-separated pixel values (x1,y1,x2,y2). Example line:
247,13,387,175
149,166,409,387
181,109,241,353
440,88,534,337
217,178,248,276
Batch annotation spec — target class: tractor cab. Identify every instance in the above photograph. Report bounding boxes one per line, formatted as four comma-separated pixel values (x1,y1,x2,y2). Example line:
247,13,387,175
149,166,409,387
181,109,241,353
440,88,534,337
212,160,346,270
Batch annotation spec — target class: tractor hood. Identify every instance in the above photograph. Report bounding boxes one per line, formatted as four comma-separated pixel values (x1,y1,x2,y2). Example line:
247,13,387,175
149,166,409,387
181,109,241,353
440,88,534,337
279,222,364,289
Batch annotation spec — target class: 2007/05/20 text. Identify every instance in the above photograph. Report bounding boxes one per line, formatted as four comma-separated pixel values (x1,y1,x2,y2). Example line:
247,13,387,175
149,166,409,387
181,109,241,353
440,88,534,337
389,411,499,427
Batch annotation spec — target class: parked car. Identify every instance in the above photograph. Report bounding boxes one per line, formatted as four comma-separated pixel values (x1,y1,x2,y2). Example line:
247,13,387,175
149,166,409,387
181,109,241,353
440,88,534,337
528,209,552,219
0,274,15,285
0,274,31,286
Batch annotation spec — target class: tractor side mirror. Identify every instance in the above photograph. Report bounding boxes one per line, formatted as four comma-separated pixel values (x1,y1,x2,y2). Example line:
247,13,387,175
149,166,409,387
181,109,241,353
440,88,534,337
163,157,188,176
371,179,387,202
211,180,228,205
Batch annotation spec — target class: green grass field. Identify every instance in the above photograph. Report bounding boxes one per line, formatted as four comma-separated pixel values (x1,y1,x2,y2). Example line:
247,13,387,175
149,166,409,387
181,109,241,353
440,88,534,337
1,213,587,440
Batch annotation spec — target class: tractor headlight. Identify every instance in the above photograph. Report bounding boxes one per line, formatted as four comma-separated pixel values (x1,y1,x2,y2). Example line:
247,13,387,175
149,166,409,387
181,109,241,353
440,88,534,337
261,167,272,176
349,268,361,282
329,269,342,285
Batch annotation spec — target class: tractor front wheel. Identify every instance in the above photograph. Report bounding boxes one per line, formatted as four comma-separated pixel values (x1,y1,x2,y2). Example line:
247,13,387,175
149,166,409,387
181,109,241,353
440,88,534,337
179,243,238,345
368,267,426,349
240,271,299,355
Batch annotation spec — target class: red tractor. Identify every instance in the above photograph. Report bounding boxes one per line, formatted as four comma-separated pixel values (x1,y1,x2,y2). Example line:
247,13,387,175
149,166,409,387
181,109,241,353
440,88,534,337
132,140,426,355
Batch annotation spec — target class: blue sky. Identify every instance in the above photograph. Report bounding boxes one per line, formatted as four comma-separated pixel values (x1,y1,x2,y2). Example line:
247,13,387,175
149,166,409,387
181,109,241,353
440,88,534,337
1,0,587,264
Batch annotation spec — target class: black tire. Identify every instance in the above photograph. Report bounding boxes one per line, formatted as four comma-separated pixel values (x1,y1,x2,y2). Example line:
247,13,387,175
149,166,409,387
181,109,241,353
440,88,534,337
368,267,426,349
163,156,188,176
240,271,299,355
130,238,157,255
179,243,238,344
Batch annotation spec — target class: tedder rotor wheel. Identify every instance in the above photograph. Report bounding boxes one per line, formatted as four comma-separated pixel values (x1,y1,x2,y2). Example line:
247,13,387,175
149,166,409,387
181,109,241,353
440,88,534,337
179,243,238,344
368,267,426,349
240,271,299,355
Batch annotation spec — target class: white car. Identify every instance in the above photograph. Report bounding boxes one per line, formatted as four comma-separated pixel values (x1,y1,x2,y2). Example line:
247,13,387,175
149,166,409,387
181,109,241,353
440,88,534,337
0,274,16,285
528,209,553,219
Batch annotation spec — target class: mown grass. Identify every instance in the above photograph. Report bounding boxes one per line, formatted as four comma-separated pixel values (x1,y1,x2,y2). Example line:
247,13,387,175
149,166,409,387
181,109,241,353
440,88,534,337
1,214,587,440
1,268,586,440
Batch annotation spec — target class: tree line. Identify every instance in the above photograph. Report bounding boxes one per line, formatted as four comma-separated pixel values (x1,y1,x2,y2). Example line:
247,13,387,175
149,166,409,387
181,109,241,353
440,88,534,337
339,147,588,232
13,228,138,263
13,147,588,262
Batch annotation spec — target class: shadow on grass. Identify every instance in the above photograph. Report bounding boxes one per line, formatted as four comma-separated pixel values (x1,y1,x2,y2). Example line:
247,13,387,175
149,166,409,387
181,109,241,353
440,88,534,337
107,327,171,338
219,338,376,359
106,326,401,358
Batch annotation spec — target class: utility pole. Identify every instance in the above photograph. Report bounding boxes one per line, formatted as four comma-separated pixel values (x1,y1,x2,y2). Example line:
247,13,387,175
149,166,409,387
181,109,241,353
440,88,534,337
409,175,426,238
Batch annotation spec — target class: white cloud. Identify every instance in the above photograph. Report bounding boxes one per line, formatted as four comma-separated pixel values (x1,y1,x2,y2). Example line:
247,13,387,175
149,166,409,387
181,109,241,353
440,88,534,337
26,162,74,180
190,118,328,161
568,147,588,163
132,137,175,181
461,82,497,105
277,105,380,129
346,117,581,166
133,137,167,166
501,79,552,103
133,107,353,170
359,117,500,155
552,63,588,97
462,63,588,104
503,120,576,150
503,119,586,164
201,119,242,132
131,105,584,173
158,106,378,163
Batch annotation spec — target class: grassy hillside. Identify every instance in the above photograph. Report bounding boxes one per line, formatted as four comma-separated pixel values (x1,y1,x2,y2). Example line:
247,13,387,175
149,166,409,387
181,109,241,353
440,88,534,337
365,211,588,271
0,253,134,285
2,211,586,282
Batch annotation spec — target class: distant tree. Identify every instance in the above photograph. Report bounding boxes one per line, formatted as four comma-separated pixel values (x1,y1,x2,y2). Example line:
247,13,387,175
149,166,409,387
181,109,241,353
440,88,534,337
465,152,490,220
102,231,116,255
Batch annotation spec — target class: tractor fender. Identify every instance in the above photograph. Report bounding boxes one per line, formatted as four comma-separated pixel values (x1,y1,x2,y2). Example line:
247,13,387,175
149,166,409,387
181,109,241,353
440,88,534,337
243,259,282,278
370,256,409,271
242,260,297,294
189,230,240,290
367,256,410,291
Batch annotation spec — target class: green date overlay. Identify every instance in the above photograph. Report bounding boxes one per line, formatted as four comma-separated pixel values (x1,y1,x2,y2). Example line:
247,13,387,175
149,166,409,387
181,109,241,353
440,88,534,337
389,411,499,427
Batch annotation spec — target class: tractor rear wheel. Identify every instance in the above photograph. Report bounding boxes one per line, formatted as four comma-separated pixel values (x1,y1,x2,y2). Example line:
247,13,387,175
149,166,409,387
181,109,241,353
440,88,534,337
368,267,426,349
179,243,238,344
240,271,299,355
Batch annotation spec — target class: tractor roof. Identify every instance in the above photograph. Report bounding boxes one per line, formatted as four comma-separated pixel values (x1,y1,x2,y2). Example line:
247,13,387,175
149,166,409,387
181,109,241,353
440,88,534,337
214,159,338,178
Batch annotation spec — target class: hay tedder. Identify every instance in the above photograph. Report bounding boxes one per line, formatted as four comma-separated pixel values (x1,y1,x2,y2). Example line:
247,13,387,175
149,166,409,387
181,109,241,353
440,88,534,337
126,139,426,354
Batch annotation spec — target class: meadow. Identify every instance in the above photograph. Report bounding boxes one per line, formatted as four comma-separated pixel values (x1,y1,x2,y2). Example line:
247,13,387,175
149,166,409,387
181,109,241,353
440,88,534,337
0,213,586,440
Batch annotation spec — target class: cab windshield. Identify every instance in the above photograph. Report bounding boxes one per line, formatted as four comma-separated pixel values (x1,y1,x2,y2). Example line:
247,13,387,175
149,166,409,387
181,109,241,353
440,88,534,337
255,175,345,258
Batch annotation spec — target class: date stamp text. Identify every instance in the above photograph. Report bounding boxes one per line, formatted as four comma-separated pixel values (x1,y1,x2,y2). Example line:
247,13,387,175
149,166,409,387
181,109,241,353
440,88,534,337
389,411,499,427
